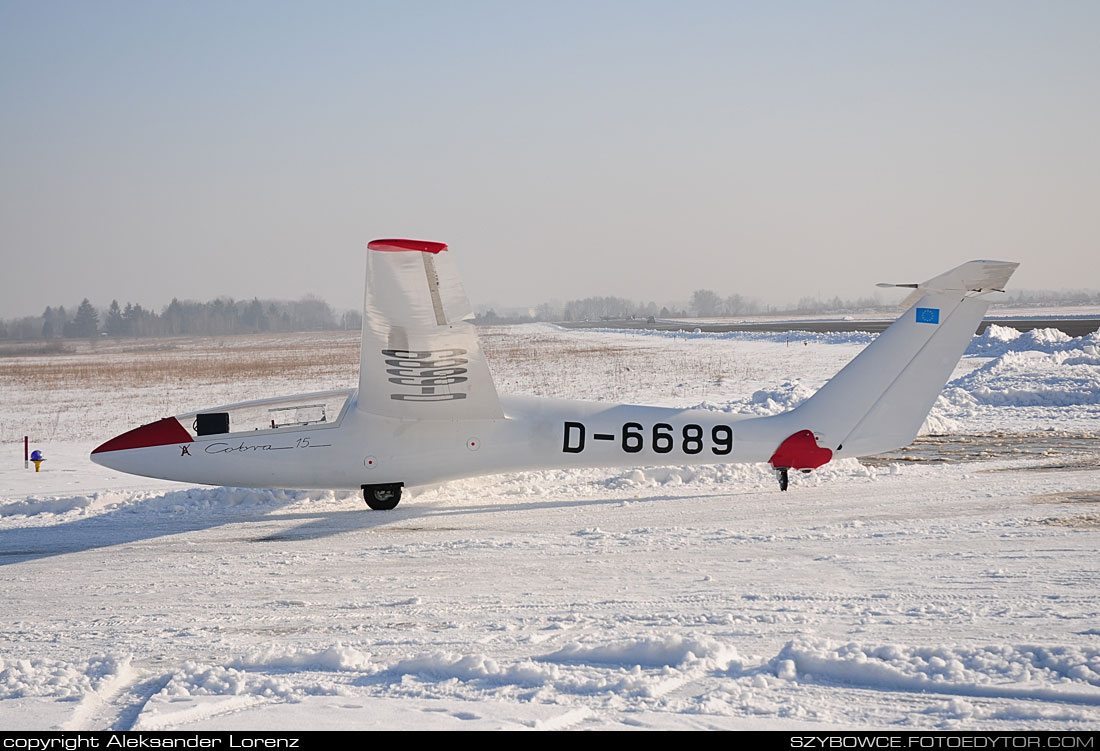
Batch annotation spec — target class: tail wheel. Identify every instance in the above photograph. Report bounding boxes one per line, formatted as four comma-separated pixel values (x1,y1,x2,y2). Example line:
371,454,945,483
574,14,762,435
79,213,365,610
362,483,403,510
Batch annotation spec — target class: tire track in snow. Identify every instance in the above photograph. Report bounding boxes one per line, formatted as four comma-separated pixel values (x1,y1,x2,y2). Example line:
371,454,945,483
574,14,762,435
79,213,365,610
54,661,194,731
132,695,271,731
59,657,139,730
100,674,176,730
530,707,593,729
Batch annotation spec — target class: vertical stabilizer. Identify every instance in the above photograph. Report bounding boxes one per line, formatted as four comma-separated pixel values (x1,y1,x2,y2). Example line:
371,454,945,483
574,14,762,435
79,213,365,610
356,240,504,420
790,260,1018,457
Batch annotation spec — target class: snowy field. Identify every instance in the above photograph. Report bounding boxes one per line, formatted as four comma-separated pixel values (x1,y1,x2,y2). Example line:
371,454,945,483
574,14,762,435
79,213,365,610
1,322,1099,730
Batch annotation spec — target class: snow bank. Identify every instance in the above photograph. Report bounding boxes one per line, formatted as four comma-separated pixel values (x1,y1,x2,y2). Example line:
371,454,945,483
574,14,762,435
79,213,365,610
951,351,1100,408
949,327,1100,408
385,636,742,699
542,634,741,671
0,495,96,518
390,650,683,698
606,464,773,491
0,655,126,700
231,645,372,672
390,652,556,687
605,458,873,492
966,325,1099,358
713,324,1100,418
720,380,817,416
923,326,1100,432
418,456,876,506
133,487,339,514
0,487,348,519
777,639,1100,704
159,661,341,700
10,636,1100,728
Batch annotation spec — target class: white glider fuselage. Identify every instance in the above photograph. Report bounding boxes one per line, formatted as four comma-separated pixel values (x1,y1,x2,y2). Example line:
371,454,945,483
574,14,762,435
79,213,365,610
91,239,1019,507
90,393,803,490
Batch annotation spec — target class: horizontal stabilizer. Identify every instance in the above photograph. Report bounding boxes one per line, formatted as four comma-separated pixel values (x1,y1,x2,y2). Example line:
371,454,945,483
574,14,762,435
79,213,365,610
880,260,1019,307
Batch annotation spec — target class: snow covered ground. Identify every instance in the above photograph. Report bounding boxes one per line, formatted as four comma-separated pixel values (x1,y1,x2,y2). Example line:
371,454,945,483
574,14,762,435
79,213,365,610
1,322,1098,730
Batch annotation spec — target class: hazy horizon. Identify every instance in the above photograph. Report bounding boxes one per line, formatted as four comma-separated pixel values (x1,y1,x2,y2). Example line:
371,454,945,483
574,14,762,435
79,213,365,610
7,282,1100,330
2,1,1097,319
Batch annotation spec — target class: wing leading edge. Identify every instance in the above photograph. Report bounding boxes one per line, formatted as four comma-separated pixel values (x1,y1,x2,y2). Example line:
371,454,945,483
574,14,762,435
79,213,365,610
356,239,504,420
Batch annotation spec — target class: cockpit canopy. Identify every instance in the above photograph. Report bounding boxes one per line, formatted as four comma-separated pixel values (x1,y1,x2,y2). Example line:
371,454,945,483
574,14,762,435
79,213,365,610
176,389,355,439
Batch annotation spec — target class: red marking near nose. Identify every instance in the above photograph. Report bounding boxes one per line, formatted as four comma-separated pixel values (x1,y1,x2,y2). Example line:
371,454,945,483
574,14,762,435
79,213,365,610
92,417,193,454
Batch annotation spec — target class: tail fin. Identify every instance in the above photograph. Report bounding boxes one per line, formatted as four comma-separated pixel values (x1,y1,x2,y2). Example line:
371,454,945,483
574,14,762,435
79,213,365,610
790,260,1018,458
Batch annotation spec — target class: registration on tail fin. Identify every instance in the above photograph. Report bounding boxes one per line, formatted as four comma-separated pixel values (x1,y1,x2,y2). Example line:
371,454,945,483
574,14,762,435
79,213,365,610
357,239,504,420
788,260,1019,459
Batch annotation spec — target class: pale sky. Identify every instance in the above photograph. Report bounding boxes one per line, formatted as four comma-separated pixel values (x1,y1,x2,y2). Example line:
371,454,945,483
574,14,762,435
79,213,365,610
1,0,1097,318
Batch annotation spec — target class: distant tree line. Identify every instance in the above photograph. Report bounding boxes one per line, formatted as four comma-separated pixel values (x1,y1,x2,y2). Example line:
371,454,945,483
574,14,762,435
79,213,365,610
473,287,1100,326
999,289,1100,307
475,298,689,325
0,296,362,341
473,290,882,324
2,286,1096,340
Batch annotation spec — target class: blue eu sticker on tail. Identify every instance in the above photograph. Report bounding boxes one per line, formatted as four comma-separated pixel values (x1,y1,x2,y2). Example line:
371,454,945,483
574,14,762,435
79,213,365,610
915,307,940,324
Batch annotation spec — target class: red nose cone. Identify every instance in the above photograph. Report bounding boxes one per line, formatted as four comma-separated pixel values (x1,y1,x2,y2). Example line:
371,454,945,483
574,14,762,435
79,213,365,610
92,417,193,454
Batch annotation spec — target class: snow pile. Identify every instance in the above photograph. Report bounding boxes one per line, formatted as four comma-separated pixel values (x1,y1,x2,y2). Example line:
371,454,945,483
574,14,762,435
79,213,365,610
950,327,1100,408
436,652,672,697
727,381,817,416
0,655,126,700
390,653,556,688
777,639,1100,703
605,457,875,492
951,351,1100,408
231,645,372,672
966,325,1097,358
607,464,773,491
421,456,876,502
924,326,1100,432
134,487,337,514
0,487,351,519
389,638,732,699
542,634,741,672
0,494,96,518
159,662,340,700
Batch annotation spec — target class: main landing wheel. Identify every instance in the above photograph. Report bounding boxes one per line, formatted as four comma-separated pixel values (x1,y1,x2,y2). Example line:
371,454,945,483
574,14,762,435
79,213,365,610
775,467,789,492
362,483,403,510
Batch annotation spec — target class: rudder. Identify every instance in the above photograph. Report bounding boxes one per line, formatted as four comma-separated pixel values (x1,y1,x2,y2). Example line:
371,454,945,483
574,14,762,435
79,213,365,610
788,260,1018,458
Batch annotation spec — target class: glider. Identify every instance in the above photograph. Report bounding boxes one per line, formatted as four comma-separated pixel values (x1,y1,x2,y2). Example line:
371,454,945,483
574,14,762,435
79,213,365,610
91,241,1018,509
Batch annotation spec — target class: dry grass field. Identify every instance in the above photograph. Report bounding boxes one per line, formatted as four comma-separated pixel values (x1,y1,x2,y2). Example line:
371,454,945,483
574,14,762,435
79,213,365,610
0,333,362,388
0,326,782,444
